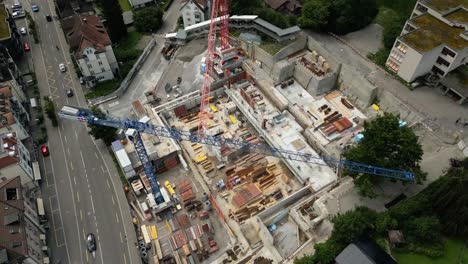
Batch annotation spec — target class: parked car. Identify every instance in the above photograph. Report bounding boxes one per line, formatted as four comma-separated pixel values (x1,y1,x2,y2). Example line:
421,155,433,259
41,145,49,157
164,83,172,93
12,10,25,19
66,89,74,97
20,27,26,35
59,63,66,72
45,14,52,22
23,43,30,52
31,4,39,12
79,77,85,85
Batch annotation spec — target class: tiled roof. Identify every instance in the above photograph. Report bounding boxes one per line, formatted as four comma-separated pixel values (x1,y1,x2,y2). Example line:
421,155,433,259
181,0,207,10
264,0,301,11
62,15,112,59
0,177,27,257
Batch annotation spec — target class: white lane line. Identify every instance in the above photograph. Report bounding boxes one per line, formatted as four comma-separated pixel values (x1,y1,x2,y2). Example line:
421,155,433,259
70,162,74,171
73,176,76,185
75,130,78,140
80,150,86,168
116,212,119,223
120,232,123,243
80,210,83,221
112,196,115,205
101,165,105,173
107,179,110,189
76,192,80,202
56,124,85,264
64,135,67,143
95,152,99,160
92,138,133,264
67,148,70,156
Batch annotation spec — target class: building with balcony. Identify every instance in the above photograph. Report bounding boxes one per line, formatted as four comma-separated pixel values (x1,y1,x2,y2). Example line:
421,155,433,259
0,176,46,264
0,132,33,186
180,0,209,28
0,85,29,141
63,14,119,83
386,0,468,84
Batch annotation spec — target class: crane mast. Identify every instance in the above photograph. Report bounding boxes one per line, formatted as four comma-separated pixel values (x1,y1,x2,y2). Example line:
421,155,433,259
198,0,231,136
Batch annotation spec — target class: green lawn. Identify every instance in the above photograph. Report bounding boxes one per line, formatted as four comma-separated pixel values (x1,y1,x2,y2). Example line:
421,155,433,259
393,239,468,264
118,0,132,12
85,79,120,99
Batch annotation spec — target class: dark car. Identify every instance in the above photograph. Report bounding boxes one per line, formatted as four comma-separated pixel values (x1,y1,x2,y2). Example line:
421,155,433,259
87,233,96,256
66,89,74,97
155,97,162,103
164,83,172,93
41,145,49,157
45,14,52,22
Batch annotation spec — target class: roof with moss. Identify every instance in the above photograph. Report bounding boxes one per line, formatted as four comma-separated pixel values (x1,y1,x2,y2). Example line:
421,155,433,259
0,4,11,40
420,0,468,13
400,13,468,52
445,8,468,24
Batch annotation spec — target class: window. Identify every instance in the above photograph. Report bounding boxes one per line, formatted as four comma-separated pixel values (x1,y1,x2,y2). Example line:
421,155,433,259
101,67,105,72
90,70,95,75
441,47,456,58
431,66,445,76
390,51,404,62
386,59,400,72
395,42,408,54
87,64,92,68
187,18,191,22
404,24,415,32
436,57,450,67
416,3,428,13
98,61,103,65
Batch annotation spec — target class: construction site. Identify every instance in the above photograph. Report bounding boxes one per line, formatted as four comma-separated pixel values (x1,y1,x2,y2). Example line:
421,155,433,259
54,2,418,264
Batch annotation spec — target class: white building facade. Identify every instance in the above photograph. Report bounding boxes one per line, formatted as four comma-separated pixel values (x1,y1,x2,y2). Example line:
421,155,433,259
0,132,33,185
386,0,468,83
77,45,118,82
181,0,209,28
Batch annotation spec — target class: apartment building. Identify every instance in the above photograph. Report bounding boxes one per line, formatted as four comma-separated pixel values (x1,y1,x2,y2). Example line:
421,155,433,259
0,4,23,60
0,85,29,141
386,0,468,83
63,15,119,83
0,132,34,186
0,177,46,264
180,0,209,28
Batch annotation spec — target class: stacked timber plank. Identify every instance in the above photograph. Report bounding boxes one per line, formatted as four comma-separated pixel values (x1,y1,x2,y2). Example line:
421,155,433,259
177,180,196,203
169,231,188,250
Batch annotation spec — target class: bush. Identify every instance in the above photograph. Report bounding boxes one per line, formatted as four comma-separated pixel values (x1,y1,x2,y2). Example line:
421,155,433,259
36,132,48,144
134,6,163,33
43,97,58,127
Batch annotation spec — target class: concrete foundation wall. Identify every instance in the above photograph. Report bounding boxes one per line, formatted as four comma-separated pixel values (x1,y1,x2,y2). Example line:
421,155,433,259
256,80,289,111
253,45,276,73
258,187,312,221
293,64,312,92
272,60,295,83
339,66,377,108
307,70,338,96
274,33,307,61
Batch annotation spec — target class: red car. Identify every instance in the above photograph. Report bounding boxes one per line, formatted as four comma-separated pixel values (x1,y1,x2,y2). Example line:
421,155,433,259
23,43,30,52
41,145,49,157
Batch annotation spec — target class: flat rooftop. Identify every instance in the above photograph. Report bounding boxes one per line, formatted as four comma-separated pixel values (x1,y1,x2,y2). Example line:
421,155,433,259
124,105,179,161
420,0,468,13
401,13,468,52
445,8,468,24
0,4,10,40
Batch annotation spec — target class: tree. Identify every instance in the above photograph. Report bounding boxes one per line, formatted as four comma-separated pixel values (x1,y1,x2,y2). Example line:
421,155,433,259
331,206,378,244
300,0,378,34
299,0,330,29
88,107,117,145
375,213,398,234
230,0,263,15
343,113,425,197
99,0,127,42
134,7,163,33
405,216,440,243
430,162,468,238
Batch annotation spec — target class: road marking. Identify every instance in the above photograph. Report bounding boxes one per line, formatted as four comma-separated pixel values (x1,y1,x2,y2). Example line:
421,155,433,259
101,165,105,173
64,135,67,143
76,192,80,202
124,253,127,264
86,249,89,263
107,179,111,189
112,196,115,205
74,176,76,185
70,162,74,171
116,212,119,223
95,152,99,160
120,232,123,243
75,130,78,139
67,147,70,156
80,150,86,168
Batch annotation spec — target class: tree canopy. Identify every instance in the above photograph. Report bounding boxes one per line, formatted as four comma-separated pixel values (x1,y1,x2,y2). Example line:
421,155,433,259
134,7,163,33
343,113,425,197
88,107,117,146
300,0,378,34
99,0,127,42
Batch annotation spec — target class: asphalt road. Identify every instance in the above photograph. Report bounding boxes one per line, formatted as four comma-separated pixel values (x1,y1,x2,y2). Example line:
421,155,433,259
9,0,140,263
103,0,181,117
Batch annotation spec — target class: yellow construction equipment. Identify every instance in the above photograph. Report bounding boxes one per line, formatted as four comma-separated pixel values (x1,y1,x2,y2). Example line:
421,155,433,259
229,114,237,124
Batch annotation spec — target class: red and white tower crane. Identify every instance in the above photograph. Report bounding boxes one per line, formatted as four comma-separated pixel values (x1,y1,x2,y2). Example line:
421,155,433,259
197,0,231,136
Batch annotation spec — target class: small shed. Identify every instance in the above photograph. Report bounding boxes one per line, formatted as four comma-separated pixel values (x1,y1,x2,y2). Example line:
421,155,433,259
388,230,405,248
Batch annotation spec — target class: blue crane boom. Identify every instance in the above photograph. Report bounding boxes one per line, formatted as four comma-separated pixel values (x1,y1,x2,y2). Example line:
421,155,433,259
58,106,414,204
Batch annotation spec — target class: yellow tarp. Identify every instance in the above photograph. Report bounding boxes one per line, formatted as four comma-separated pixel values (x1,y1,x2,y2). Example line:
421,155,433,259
210,104,218,112
148,225,157,240
229,115,237,124
194,154,207,163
